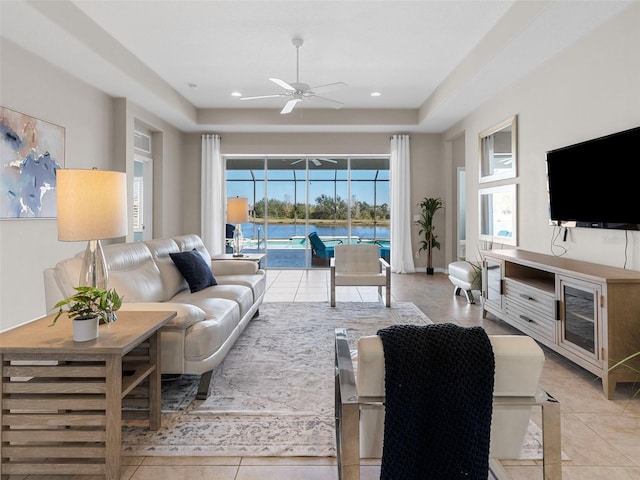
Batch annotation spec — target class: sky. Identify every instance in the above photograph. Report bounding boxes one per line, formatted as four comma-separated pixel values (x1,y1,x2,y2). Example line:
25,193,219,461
227,169,389,206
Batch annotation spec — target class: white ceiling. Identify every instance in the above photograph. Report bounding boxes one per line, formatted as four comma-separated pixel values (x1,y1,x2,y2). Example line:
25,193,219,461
0,0,634,133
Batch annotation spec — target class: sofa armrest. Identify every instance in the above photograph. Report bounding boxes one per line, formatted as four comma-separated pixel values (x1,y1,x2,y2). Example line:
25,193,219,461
210,259,259,276
119,302,207,330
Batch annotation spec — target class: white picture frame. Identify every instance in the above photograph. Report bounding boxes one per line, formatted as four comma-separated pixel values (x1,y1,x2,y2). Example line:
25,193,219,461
479,184,517,246
479,115,517,183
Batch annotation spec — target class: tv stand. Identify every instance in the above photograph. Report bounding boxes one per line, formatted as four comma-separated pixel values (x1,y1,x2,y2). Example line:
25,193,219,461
482,249,640,399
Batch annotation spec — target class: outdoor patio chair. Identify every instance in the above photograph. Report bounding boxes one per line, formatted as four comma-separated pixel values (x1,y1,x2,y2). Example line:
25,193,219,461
308,232,342,266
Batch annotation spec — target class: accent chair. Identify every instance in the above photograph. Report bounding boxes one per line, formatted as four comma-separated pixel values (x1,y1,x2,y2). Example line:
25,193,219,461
334,328,562,480
330,244,391,307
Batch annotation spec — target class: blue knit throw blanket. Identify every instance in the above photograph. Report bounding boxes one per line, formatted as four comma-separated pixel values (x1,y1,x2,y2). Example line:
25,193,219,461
377,323,495,480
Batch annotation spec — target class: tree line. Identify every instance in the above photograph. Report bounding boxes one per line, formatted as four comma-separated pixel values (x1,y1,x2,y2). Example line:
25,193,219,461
252,194,389,222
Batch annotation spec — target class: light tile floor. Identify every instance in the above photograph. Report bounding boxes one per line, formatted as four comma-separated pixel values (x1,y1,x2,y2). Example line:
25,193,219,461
24,270,640,479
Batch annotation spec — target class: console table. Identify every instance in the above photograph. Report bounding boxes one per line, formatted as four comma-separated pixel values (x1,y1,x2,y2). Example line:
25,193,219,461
482,249,640,398
0,310,176,478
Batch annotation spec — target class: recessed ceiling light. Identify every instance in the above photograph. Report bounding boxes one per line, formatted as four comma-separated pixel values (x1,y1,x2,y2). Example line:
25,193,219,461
188,83,198,89
231,91,242,97
370,92,382,97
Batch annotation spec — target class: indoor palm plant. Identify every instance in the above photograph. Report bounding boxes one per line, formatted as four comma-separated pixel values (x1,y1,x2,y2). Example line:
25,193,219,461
50,286,122,341
416,197,443,275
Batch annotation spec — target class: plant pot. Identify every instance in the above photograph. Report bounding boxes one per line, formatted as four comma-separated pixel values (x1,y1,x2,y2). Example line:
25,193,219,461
73,316,99,342
426,267,434,275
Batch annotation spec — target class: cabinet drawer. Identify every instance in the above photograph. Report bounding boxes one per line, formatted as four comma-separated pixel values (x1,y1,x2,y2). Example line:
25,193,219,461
504,279,557,342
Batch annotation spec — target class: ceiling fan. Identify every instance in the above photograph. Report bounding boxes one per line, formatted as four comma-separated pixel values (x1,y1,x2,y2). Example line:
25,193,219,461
240,38,348,114
290,157,338,166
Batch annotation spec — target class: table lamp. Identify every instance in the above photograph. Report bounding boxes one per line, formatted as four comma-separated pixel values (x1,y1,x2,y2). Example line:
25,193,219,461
56,168,128,289
227,197,248,257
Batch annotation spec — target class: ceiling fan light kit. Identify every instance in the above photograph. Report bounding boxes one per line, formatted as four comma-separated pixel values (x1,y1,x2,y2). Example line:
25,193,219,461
240,38,348,114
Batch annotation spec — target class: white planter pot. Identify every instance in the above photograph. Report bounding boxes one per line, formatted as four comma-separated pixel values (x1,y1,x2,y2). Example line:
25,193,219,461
73,316,99,342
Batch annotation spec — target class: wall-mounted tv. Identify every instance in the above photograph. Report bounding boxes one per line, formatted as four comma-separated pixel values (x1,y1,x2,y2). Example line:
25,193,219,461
546,126,640,231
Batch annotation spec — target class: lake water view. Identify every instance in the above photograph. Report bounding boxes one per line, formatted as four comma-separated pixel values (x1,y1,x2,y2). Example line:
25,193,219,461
238,223,390,242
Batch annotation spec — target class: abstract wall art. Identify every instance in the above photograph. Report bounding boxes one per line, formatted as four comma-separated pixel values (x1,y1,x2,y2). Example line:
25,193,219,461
0,106,65,218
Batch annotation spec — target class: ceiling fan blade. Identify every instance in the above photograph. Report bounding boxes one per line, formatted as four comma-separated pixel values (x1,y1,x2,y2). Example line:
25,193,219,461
310,95,344,109
280,99,300,114
309,82,348,94
269,77,296,91
291,158,304,165
240,94,288,101
316,157,338,164
311,158,321,166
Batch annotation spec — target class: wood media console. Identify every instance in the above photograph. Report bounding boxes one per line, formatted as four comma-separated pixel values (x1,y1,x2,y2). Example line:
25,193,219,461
482,249,640,399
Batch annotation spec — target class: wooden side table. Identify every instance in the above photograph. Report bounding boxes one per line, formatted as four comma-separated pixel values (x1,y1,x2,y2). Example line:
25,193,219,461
0,310,176,479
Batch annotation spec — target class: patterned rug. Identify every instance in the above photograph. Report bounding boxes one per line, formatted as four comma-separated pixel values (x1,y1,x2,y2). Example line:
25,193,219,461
121,301,546,458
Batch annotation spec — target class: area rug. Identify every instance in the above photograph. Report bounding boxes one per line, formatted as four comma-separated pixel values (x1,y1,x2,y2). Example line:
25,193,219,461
121,301,547,458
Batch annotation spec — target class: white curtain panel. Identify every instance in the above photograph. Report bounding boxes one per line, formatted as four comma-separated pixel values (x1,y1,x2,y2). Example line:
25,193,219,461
201,134,225,255
390,134,415,273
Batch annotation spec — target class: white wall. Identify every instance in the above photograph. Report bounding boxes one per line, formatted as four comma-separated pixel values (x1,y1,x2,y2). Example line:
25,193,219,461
445,3,640,270
0,39,115,330
0,39,185,331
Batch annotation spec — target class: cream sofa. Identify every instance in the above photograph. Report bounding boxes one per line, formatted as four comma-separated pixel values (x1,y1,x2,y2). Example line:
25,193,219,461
43,234,266,399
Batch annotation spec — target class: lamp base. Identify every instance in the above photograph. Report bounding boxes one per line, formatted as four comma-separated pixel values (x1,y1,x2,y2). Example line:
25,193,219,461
232,223,244,257
79,239,109,289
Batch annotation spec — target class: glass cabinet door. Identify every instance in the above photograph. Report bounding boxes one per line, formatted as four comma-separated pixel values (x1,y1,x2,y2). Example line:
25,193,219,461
559,277,601,363
483,257,503,310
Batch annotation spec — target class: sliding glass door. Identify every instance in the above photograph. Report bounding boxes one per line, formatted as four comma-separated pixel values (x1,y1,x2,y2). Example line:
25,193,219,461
225,155,389,269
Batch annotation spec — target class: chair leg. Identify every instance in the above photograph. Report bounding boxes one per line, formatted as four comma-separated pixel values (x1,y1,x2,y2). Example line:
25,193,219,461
454,286,475,304
541,397,562,480
196,370,213,400
386,274,391,307
464,289,475,304
336,383,360,480
331,265,336,307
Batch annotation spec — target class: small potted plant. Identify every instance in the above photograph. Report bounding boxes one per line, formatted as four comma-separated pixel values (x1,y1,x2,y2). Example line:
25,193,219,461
50,286,123,342
415,197,443,275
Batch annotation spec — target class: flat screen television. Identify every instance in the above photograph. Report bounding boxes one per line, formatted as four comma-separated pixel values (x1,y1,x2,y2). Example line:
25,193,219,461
546,126,640,231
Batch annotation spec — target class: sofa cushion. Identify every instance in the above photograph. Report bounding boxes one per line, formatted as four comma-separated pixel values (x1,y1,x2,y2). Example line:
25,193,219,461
144,237,189,298
104,242,167,302
170,249,217,293
119,302,207,330
172,284,254,319
214,271,266,304
172,234,213,263
183,299,240,361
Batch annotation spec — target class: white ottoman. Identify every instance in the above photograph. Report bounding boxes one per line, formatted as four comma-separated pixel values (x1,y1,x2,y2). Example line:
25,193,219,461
355,333,546,460
448,261,479,304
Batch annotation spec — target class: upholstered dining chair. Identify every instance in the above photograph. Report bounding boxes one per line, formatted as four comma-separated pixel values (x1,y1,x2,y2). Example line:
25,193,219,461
330,244,391,307
334,327,562,480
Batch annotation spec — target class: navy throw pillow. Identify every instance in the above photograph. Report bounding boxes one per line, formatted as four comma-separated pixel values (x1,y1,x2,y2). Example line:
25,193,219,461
169,249,217,293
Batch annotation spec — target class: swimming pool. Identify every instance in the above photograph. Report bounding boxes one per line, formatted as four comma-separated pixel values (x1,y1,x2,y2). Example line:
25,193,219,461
242,236,389,250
